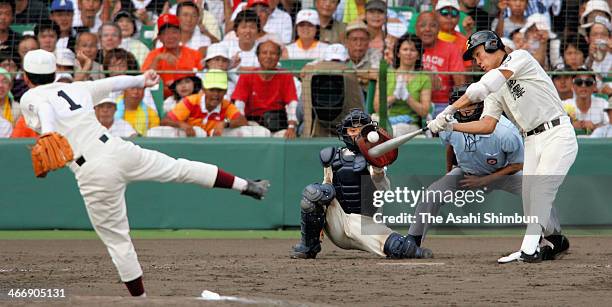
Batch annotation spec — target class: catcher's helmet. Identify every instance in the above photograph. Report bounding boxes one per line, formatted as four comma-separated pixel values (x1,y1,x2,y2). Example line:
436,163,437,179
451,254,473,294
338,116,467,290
336,108,375,152
463,30,505,61
450,85,484,123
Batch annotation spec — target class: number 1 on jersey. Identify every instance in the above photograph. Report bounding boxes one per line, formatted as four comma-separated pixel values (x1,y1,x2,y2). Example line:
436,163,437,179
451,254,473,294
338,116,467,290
58,90,82,111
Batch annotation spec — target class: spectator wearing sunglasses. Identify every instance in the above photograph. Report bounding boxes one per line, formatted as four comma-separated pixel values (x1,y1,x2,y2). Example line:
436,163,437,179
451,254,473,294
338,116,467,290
562,67,609,135
435,0,470,69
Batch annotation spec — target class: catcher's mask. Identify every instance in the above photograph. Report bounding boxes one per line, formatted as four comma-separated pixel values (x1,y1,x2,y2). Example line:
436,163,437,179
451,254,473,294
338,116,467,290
450,85,484,123
336,108,376,152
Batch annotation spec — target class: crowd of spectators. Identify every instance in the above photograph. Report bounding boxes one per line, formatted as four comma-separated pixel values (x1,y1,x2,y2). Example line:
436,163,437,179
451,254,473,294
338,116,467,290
0,0,610,139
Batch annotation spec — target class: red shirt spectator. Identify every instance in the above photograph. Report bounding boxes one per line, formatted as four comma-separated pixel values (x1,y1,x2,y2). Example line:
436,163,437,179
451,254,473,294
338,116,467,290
435,0,471,68
232,70,298,117
416,12,465,108
231,38,298,139
141,14,203,98
422,39,465,103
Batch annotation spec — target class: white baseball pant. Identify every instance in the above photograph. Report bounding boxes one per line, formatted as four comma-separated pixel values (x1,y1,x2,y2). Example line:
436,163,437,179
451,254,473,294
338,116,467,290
520,117,578,253
72,135,219,282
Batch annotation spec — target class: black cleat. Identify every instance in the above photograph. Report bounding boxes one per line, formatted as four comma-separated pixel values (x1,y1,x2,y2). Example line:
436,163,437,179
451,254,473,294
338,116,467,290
291,242,321,259
541,235,570,260
520,251,543,263
241,179,270,200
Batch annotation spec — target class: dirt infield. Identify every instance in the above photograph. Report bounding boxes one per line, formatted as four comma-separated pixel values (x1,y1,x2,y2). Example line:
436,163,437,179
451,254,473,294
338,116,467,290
1,237,611,306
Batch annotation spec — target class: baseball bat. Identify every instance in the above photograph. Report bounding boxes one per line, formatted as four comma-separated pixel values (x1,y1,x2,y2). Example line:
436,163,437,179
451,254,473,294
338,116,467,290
368,114,454,158
368,128,428,158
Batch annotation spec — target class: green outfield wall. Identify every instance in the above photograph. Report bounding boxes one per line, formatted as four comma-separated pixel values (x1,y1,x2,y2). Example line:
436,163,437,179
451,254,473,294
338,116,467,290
1,138,611,229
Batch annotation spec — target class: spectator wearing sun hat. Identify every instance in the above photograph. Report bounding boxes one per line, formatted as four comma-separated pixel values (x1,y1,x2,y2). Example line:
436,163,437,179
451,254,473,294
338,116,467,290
141,14,203,98
344,19,382,93
0,67,19,127
583,15,612,96
199,43,236,99
284,9,329,60
519,13,563,70
95,96,137,138
55,48,76,72
323,43,348,62
591,100,612,137
580,0,611,37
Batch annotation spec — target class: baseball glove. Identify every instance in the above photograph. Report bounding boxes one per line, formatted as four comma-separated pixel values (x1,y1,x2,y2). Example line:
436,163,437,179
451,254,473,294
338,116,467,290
30,132,74,178
356,124,398,168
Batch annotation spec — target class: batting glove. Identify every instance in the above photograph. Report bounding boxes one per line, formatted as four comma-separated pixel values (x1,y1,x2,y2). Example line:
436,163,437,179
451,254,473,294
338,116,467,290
427,116,453,133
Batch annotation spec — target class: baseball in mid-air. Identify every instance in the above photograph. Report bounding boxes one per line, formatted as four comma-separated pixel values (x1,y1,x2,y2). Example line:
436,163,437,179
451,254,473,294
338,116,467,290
367,131,379,143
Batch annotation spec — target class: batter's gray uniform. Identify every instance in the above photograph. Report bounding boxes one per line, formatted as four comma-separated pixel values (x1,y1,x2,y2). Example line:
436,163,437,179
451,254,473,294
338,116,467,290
21,76,224,283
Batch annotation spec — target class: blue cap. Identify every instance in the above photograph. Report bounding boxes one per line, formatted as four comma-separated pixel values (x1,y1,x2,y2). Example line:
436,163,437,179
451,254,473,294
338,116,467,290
50,0,74,12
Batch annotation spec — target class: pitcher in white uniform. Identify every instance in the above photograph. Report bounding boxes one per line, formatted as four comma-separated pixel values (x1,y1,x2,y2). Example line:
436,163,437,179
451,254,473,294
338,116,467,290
20,49,270,296
427,30,577,263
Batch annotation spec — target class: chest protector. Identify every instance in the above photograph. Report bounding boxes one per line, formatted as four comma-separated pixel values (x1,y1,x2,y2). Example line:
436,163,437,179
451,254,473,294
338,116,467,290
321,147,376,215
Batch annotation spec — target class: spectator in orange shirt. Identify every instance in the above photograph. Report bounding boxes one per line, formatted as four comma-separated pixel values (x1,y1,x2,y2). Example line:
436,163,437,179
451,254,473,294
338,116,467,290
141,13,203,98
10,115,38,138
151,70,267,137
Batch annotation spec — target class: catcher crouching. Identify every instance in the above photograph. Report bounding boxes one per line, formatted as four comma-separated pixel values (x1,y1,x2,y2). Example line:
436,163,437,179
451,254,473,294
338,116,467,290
291,109,432,259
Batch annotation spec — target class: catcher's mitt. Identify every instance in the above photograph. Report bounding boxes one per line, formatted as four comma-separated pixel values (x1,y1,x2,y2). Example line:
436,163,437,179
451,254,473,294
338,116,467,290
356,124,398,168
30,132,74,178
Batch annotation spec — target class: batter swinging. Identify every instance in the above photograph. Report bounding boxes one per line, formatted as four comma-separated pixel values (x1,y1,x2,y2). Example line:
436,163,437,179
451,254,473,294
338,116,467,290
427,30,577,263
